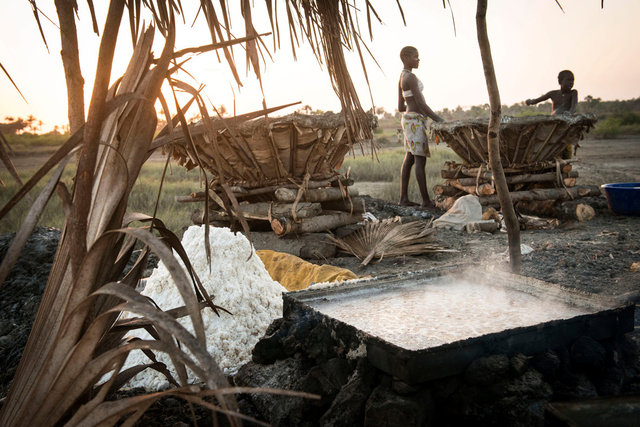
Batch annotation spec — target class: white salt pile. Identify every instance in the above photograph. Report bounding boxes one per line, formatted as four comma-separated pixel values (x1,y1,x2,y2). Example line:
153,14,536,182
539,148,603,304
121,225,285,391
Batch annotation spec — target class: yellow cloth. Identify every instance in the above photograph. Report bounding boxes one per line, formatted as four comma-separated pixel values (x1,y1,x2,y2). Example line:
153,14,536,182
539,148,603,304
256,250,358,291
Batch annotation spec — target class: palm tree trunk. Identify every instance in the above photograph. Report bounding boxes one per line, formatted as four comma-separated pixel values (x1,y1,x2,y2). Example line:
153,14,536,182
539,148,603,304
55,0,85,134
476,0,521,272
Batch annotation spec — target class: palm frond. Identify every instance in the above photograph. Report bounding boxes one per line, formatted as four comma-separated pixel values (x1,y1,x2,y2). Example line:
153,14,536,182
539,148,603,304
329,219,456,266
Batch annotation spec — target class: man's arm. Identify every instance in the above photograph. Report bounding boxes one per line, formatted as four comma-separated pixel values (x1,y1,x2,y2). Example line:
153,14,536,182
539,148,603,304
526,91,553,106
421,102,444,122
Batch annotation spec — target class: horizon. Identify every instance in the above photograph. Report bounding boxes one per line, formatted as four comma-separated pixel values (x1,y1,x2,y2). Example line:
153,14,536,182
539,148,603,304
1,0,639,132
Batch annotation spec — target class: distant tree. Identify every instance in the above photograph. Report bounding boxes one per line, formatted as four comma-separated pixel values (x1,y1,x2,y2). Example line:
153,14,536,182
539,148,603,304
0,115,42,134
298,104,313,114
583,95,601,113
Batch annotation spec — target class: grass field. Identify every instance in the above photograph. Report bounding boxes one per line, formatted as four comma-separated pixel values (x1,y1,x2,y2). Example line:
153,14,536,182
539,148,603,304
0,158,204,236
1,144,461,236
340,143,461,202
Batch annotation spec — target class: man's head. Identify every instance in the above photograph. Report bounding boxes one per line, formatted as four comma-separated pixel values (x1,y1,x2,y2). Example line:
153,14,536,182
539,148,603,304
400,46,419,68
558,70,575,91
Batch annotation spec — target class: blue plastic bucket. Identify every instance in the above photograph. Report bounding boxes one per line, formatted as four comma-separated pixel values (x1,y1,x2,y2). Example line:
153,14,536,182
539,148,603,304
600,183,640,216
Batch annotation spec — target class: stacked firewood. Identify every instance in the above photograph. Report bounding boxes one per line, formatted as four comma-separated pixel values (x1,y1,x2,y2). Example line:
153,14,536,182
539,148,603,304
430,114,600,222
176,175,365,236
434,159,601,221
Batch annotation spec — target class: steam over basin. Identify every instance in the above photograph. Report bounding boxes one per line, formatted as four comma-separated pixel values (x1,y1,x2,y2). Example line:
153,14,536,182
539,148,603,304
284,267,634,384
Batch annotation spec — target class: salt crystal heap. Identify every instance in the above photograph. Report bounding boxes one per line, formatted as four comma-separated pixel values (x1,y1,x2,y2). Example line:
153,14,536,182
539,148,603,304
122,225,285,391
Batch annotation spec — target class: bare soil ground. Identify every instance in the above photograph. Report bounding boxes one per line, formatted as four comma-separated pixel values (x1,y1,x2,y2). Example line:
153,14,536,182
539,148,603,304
329,137,640,302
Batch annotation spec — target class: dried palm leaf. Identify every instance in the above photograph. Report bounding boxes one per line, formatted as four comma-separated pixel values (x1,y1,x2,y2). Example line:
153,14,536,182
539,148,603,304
329,219,456,266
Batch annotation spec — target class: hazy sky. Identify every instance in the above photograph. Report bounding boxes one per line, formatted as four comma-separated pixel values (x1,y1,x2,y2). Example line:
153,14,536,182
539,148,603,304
1,0,639,131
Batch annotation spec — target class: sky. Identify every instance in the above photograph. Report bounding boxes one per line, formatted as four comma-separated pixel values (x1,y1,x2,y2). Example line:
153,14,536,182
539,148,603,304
1,0,639,132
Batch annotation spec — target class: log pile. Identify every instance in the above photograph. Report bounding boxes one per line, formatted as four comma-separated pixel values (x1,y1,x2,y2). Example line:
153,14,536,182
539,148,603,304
180,175,364,236
164,109,375,237
434,159,601,219
431,115,601,220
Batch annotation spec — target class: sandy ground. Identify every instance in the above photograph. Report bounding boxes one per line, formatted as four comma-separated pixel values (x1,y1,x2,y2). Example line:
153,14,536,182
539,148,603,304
574,137,640,184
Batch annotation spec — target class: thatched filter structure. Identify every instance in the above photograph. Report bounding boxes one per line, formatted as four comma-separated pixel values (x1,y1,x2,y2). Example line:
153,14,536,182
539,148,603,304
431,114,597,168
165,111,373,191
430,114,601,219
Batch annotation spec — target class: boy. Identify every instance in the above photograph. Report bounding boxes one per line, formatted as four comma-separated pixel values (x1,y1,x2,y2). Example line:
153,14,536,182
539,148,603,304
526,70,578,158
526,69,578,115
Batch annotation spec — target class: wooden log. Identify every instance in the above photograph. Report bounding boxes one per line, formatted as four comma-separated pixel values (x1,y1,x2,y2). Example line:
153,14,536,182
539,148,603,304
236,202,321,219
442,165,577,181
445,180,495,196
517,199,596,221
175,177,354,202
274,186,359,203
478,185,601,206
433,185,464,197
449,171,580,186
434,195,456,211
320,196,366,214
195,202,322,221
442,160,574,179
270,212,360,236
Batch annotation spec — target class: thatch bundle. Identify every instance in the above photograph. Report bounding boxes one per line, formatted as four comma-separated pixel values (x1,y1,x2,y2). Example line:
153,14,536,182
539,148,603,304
431,114,597,167
164,111,373,189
